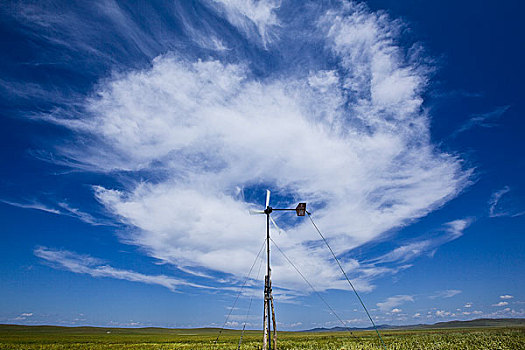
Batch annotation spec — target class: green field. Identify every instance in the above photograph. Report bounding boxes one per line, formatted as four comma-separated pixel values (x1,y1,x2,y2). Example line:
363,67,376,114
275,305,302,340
1,325,524,349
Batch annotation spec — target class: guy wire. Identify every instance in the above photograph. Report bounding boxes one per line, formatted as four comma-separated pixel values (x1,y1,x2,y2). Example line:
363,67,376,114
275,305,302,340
306,212,387,350
269,237,360,343
237,247,265,349
215,238,267,344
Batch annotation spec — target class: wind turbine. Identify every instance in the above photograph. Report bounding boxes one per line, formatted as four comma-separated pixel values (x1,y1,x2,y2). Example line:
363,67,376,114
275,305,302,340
250,190,306,350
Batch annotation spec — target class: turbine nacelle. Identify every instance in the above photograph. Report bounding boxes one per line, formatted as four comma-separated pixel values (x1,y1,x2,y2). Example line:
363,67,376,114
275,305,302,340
249,190,306,217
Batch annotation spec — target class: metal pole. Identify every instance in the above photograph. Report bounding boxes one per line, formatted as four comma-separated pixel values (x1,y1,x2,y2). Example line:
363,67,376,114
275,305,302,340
258,199,302,350
266,212,272,350
266,212,270,288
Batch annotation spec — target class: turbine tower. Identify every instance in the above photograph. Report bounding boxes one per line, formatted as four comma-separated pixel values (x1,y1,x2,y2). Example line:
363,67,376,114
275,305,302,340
251,190,306,350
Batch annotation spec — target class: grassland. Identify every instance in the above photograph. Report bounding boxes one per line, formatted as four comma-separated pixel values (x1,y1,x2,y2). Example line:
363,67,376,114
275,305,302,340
0,324,524,349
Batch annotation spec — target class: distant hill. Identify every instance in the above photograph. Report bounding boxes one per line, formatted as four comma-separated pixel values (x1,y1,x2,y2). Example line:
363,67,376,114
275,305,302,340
302,318,525,332
423,318,525,329
0,324,237,335
1,318,523,334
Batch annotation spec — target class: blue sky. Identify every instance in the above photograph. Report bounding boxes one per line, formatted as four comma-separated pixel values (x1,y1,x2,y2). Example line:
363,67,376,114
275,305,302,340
0,0,523,330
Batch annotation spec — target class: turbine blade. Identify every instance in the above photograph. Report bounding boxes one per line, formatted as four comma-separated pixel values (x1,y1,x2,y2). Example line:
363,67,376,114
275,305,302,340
270,216,285,235
249,209,265,215
266,190,271,208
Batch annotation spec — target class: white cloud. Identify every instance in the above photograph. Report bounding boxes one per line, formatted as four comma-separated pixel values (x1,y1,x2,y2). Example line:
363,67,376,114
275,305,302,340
435,310,451,317
430,289,462,299
413,312,421,318
34,246,207,291
1,200,60,215
444,290,462,298
489,187,525,218
57,202,114,226
500,295,514,300
489,186,510,218
391,308,402,313
452,105,510,137
444,220,470,239
374,219,471,265
209,0,280,45
377,295,413,312
12,312,34,321
0,199,114,226
36,2,470,294
464,302,473,308
492,301,509,307
484,307,525,318
374,241,431,264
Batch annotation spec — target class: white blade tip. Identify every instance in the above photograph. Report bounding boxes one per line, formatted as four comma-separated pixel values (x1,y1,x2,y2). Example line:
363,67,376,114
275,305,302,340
249,209,265,215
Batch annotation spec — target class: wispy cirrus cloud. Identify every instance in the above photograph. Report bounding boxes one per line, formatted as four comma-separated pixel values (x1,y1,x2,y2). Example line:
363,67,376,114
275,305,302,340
56,202,115,226
1,199,115,226
34,246,206,291
208,0,280,45
430,89,483,99
488,186,525,218
489,186,511,217
13,1,471,294
0,200,61,215
429,289,462,299
372,218,472,265
452,105,510,137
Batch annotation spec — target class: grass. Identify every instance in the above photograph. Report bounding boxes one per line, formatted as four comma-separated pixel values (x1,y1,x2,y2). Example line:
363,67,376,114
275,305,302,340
0,325,524,349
